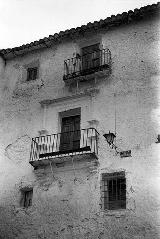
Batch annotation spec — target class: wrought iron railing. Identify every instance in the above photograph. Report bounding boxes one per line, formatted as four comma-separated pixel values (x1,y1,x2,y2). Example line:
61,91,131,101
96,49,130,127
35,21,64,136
30,128,99,162
63,48,111,81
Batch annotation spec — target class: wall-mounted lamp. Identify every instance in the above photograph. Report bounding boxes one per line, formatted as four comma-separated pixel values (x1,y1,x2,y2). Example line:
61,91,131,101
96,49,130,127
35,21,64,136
103,131,131,157
103,131,116,146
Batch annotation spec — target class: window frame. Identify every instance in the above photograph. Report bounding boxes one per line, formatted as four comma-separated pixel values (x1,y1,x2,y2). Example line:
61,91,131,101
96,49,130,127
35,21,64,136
26,67,38,81
101,171,126,210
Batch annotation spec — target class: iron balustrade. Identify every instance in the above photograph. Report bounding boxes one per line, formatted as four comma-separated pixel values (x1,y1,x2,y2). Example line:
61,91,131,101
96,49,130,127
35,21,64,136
30,128,99,162
63,48,111,81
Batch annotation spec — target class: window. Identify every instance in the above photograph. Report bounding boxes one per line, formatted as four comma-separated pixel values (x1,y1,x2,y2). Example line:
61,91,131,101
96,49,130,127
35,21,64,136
101,172,126,210
27,67,38,81
21,189,33,208
82,43,100,71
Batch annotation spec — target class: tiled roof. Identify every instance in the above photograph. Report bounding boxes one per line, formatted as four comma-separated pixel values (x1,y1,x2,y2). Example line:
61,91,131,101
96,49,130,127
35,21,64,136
0,2,159,60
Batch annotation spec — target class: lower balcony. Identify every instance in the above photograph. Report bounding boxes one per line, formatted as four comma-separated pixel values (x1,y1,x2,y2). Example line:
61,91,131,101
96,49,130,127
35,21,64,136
29,128,99,168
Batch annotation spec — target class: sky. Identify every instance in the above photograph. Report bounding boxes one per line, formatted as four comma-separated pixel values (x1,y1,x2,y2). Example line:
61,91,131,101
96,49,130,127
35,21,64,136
0,0,157,49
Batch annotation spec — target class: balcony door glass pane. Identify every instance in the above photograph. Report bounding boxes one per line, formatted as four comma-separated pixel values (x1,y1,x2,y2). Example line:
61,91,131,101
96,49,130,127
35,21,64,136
60,115,80,151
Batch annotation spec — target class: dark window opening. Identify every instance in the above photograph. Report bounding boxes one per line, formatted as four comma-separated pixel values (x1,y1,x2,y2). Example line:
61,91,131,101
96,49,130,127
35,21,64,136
82,43,100,71
21,189,33,208
27,67,38,81
102,172,126,210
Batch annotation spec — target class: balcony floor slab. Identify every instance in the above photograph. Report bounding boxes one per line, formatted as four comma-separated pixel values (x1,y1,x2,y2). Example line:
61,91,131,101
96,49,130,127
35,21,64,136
29,151,98,169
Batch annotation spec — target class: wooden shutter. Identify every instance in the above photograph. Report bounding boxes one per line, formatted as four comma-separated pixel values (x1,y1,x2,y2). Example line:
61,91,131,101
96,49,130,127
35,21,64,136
60,115,80,152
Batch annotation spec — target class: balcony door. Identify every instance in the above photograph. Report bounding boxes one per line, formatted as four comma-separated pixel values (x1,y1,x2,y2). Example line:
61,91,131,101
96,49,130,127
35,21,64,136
82,43,100,71
60,115,80,152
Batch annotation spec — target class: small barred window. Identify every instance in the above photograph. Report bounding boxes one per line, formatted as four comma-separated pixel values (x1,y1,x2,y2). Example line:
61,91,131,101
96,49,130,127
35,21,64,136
27,67,38,81
21,189,33,208
101,172,126,210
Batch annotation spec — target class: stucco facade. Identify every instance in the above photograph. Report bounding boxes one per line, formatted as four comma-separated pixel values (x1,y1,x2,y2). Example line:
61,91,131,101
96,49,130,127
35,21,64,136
0,4,160,239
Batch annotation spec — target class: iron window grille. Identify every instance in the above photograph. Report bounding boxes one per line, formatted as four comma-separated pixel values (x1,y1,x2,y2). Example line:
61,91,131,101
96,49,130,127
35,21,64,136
101,171,126,210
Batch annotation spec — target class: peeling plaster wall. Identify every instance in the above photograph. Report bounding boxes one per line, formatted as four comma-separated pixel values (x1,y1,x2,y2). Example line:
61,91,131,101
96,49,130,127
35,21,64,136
0,16,160,238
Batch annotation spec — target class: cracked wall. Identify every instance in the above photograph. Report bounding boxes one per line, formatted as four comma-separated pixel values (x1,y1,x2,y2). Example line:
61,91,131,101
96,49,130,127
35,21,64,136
0,15,159,238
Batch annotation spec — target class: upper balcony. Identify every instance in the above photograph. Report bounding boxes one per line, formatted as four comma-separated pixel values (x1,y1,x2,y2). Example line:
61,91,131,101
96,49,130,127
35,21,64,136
30,128,99,168
63,48,111,84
